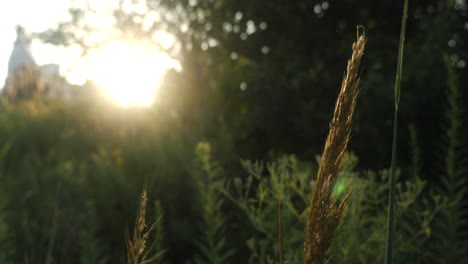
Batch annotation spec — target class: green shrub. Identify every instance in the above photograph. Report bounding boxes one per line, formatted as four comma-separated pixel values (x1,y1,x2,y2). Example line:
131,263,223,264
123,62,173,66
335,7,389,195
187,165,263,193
189,142,234,264
427,55,468,262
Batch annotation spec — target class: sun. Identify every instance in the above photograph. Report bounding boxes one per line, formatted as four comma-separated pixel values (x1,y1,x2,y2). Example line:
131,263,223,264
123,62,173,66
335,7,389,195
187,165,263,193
84,41,170,107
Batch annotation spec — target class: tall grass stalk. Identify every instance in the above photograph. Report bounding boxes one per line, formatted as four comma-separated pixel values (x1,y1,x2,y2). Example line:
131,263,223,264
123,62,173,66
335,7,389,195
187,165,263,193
278,198,283,264
302,28,366,264
384,1,408,263
125,187,163,264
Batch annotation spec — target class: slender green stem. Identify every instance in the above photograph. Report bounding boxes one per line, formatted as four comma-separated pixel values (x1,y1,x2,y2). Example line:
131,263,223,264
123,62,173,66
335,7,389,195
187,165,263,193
279,198,283,264
385,1,408,264
385,110,398,264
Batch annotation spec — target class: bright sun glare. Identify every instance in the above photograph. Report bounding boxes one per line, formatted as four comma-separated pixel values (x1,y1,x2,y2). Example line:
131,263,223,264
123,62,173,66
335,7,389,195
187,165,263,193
85,41,166,107
1,0,182,107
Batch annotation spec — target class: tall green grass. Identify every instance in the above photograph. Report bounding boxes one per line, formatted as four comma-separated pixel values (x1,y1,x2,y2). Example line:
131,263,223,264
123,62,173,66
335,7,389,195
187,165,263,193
385,0,408,263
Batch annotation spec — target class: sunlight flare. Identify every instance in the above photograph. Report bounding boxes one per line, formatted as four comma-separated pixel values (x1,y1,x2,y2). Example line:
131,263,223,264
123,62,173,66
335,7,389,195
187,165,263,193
84,41,171,107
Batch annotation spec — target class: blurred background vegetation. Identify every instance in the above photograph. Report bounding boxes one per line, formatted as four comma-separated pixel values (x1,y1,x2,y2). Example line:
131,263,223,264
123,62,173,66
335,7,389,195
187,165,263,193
1,0,468,263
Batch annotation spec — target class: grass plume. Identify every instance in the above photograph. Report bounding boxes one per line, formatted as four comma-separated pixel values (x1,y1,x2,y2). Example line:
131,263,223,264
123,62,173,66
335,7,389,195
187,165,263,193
125,187,164,264
302,28,366,264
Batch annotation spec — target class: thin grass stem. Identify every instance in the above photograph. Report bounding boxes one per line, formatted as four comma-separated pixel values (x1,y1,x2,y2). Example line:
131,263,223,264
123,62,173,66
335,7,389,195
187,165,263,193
384,0,408,263
279,198,283,264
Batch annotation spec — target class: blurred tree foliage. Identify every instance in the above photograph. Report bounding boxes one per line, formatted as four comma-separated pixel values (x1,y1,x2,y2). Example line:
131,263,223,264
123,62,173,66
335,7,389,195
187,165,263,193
37,0,468,172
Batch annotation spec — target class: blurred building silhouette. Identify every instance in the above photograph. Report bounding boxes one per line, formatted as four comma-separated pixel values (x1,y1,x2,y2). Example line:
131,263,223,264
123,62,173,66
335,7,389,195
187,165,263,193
3,26,74,102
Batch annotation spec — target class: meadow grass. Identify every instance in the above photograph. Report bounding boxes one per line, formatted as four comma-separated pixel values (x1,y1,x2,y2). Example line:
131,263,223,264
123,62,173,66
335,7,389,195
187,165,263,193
125,187,164,264
385,1,408,263
302,28,366,264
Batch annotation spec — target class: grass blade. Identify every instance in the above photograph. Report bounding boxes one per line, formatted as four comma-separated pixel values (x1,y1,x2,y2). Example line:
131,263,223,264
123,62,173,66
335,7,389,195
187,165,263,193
384,1,408,264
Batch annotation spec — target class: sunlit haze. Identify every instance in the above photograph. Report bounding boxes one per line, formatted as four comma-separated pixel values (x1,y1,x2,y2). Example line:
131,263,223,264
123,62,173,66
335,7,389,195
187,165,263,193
0,0,180,107
77,41,169,106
